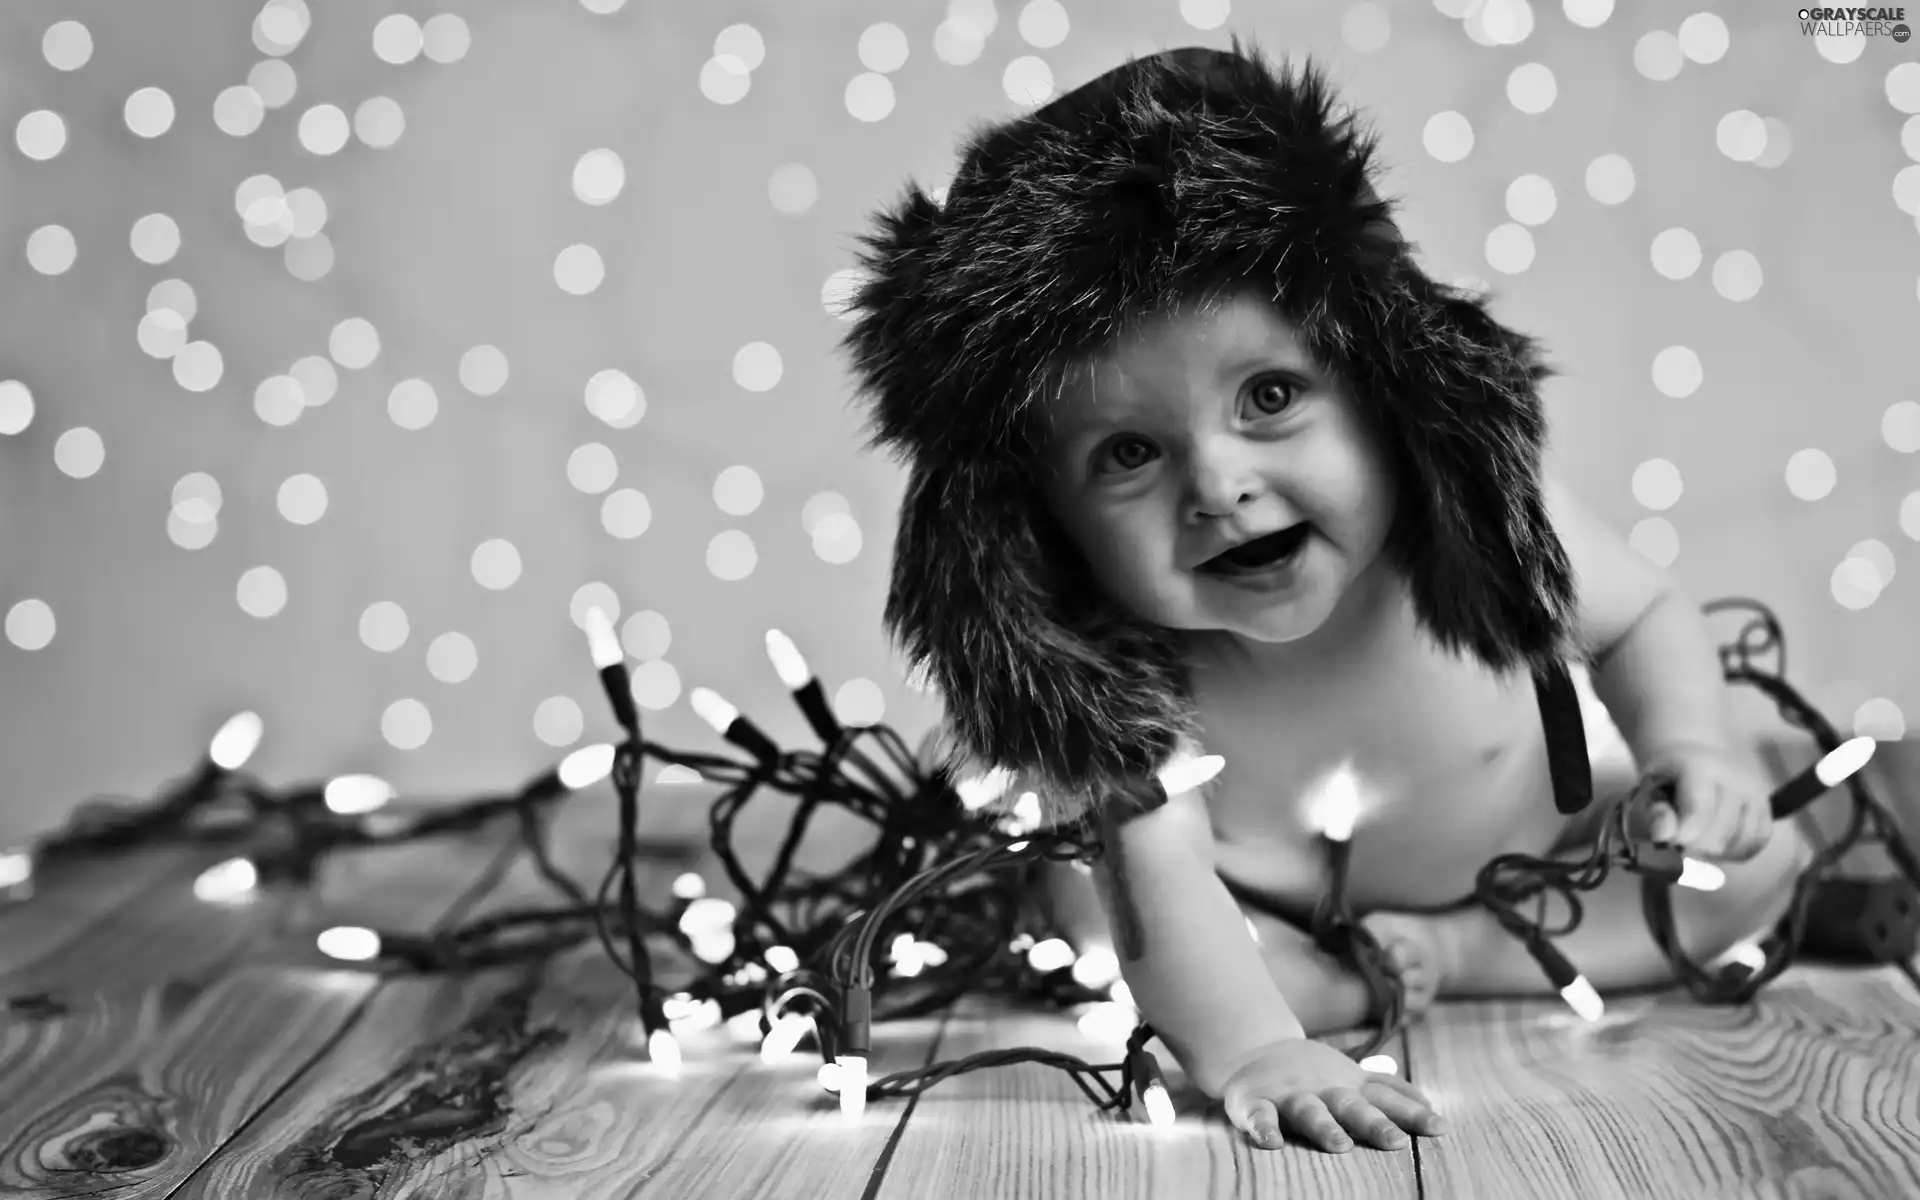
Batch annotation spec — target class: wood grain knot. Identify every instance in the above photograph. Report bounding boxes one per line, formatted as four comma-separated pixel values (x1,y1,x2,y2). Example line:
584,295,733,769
6,991,71,1019
21,1090,175,1181
271,972,563,1187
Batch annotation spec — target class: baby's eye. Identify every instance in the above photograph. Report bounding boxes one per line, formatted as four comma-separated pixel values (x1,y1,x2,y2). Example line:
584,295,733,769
1243,376,1299,418
1097,436,1157,474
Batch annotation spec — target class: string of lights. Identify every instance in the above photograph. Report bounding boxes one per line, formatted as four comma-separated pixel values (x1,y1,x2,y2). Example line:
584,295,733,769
0,597,1905,1130
1317,598,1899,1036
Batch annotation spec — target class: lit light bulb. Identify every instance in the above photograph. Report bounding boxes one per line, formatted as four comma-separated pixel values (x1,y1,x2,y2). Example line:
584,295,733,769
648,1027,682,1070
680,897,737,936
1027,938,1075,973
1009,791,1042,830
1142,1080,1175,1126
317,926,381,962
888,935,945,978
671,998,723,1033
883,936,944,975
764,629,810,688
1560,975,1605,1021
889,933,922,977
209,710,264,770
557,743,616,789
1128,1043,1176,1125
765,945,800,974
323,774,395,815
193,857,258,903
1071,946,1121,989
1722,940,1767,971
818,1061,842,1092
1156,749,1226,797
1772,736,1879,818
956,766,1014,811
0,849,33,890
1359,1054,1399,1074
1817,736,1877,786
689,687,739,735
1307,763,1361,843
761,1012,813,1063
691,930,737,964
672,872,706,900
1678,857,1726,891
583,606,623,669
1110,980,1136,1011
837,1055,868,1117
1075,1001,1137,1044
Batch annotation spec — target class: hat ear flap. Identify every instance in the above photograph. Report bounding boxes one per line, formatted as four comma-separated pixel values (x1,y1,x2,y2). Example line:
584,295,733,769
1362,284,1577,672
884,460,1195,823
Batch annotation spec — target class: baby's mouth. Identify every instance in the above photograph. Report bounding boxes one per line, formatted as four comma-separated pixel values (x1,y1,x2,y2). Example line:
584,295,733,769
1198,524,1311,576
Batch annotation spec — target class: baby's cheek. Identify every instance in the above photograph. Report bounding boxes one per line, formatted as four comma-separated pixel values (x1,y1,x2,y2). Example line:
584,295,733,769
1062,519,1188,622
1117,561,1197,626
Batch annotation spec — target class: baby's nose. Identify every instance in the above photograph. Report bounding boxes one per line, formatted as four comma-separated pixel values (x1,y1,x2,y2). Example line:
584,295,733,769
1185,443,1263,517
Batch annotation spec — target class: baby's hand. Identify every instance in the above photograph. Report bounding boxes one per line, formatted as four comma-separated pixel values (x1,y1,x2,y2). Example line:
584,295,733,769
1220,1038,1447,1153
1643,743,1773,862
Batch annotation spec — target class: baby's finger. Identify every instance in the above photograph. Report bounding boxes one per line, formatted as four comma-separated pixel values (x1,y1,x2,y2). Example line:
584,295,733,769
1647,801,1679,844
1363,1080,1449,1136
1682,785,1740,859
1739,799,1774,861
1278,1093,1351,1153
1708,791,1750,860
1233,1097,1285,1150
1325,1087,1409,1150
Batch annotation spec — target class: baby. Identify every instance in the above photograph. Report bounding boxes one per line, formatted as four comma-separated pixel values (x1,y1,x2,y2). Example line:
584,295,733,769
840,43,1810,1154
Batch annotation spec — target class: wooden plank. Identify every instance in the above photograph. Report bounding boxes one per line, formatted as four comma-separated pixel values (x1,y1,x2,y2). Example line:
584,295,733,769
872,1000,1418,1200
172,788,945,1199
1406,966,1920,1199
0,842,205,976
0,810,520,1198
172,945,939,1199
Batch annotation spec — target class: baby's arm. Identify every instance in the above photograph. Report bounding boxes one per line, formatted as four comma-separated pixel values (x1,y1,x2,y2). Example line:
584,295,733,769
1089,785,1305,1094
1544,476,1773,860
1090,786,1445,1151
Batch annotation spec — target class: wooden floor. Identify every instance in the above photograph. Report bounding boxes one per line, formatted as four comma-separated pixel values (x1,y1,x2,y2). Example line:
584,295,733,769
4,742,1920,1199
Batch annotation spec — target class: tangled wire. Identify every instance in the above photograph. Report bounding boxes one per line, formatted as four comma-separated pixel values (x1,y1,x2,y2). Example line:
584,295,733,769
0,598,1908,1124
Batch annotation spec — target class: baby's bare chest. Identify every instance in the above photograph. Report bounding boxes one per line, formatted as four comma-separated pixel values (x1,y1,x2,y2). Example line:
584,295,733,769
1190,650,1569,919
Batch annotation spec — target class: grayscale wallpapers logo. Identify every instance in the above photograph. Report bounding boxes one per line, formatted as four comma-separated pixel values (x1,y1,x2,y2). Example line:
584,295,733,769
1799,6,1912,40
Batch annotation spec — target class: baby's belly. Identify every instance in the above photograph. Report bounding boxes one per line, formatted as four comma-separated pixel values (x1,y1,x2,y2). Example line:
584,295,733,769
1208,730,1572,924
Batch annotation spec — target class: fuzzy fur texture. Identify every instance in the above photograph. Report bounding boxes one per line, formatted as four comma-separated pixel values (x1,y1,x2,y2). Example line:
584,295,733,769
841,41,1578,822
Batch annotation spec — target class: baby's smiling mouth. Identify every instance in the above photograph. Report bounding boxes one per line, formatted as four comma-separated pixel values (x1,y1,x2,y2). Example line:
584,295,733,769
1197,523,1311,576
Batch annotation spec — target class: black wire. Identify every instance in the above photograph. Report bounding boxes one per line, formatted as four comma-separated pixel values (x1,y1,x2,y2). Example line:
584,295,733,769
9,596,1909,1125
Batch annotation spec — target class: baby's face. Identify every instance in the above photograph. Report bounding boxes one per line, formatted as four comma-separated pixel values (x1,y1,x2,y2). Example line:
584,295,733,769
1037,290,1397,649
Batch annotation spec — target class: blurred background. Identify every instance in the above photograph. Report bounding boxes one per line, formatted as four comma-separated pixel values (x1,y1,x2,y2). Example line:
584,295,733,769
1,0,1916,848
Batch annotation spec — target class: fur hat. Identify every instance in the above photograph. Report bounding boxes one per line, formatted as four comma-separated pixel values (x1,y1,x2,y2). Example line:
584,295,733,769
841,41,1577,823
